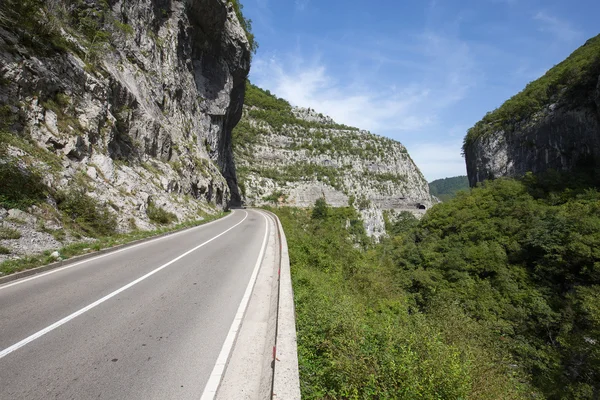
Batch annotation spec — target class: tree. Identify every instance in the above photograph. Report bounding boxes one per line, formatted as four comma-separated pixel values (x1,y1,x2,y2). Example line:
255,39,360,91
312,197,328,220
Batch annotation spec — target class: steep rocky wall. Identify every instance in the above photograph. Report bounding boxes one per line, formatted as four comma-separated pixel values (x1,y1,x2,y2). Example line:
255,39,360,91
464,35,600,186
234,86,431,238
0,0,250,225
464,102,600,186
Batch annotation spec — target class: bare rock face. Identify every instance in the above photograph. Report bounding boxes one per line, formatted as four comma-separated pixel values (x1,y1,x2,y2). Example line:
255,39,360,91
0,0,250,233
235,85,431,239
464,105,600,186
464,36,600,186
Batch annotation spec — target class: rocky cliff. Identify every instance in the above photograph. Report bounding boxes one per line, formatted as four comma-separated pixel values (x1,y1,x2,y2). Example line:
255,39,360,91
463,35,600,186
0,0,250,259
234,83,431,238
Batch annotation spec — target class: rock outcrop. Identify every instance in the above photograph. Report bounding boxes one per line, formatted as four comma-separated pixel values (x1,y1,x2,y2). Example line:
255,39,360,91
234,84,431,238
0,0,250,223
0,0,250,260
464,35,600,186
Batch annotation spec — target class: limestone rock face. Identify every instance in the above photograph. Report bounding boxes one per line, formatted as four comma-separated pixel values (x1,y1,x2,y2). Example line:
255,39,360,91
464,104,600,186
234,88,431,239
0,0,250,231
464,36,600,186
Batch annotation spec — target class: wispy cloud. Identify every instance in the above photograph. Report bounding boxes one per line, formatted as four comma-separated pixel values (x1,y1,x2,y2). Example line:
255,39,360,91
295,0,310,12
252,55,434,132
533,11,582,42
251,30,478,137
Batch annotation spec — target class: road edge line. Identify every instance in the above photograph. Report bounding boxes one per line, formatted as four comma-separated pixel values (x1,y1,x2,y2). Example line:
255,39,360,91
200,210,271,400
0,211,237,289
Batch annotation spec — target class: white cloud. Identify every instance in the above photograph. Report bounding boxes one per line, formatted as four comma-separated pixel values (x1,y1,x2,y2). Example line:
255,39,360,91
251,30,477,135
251,56,434,132
408,140,467,181
533,11,582,42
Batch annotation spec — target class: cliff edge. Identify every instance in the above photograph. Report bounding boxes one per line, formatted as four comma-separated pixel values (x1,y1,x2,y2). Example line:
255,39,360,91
463,35,600,186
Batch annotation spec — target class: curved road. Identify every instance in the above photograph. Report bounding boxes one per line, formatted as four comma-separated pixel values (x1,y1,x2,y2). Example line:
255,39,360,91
0,209,271,399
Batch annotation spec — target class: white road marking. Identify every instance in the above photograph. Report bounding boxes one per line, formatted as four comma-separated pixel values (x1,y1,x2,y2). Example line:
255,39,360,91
0,211,248,360
0,211,237,291
200,211,270,400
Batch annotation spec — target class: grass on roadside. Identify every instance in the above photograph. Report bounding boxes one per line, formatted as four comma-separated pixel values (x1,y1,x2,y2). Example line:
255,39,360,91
0,211,229,277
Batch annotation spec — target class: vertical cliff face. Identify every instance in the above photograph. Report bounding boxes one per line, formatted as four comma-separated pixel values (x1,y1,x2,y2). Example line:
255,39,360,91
464,35,600,186
0,0,250,226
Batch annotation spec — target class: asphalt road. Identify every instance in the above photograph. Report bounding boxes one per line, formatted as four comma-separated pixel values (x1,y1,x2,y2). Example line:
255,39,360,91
0,209,269,400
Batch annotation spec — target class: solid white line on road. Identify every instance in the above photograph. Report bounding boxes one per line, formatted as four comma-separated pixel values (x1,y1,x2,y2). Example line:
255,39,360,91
0,211,237,291
0,211,249,360
200,211,270,400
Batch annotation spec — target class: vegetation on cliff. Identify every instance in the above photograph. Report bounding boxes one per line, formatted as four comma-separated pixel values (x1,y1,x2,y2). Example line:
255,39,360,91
428,175,469,202
463,34,600,151
240,82,360,132
230,0,258,53
275,171,600,399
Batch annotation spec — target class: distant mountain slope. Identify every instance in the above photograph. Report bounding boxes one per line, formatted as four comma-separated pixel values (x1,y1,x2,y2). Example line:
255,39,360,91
463,34,600,186
429,176,469,202
233,83,431,237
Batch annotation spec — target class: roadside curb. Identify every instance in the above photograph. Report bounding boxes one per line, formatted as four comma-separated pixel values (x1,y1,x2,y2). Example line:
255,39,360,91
0,212,233,286
269,212,302,399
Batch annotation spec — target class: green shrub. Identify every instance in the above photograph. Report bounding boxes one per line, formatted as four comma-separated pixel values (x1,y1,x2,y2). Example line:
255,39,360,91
0,226,21,240
147,201,178,225
0,161,48,210
384,210,418,235
0,131,63,173
0,0,71,54
311,198,328,220
230,0,258,54
56,189,117,237
0,245,11,254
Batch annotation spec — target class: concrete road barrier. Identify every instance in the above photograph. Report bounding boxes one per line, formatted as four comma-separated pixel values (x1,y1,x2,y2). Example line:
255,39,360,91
270,212,301,399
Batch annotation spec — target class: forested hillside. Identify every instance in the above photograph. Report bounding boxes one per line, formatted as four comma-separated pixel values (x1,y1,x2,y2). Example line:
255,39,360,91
428,175,469,202
275,171,600,399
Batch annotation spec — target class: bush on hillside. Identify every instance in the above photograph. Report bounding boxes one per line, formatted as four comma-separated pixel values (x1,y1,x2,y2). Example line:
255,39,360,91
56,189,117,237
147,201,178,225
311,198,328,220
0,162,48,210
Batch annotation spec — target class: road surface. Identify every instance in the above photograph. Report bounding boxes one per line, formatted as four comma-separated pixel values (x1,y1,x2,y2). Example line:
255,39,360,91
0,209,271,399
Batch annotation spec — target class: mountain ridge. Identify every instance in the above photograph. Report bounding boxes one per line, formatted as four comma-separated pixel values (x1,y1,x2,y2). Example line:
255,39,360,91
233,82,432,238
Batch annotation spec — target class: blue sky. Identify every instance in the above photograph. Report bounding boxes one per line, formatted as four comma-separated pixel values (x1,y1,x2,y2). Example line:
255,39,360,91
242,0,599,181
